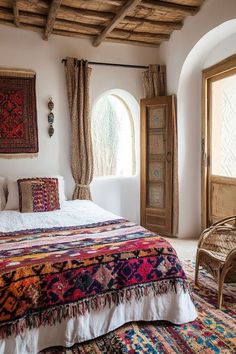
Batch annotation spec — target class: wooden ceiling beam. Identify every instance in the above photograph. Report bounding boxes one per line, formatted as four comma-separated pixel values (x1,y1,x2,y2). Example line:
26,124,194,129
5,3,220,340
44,0,62,40
141,0,199,15
93,0,142,47
13,0,20,27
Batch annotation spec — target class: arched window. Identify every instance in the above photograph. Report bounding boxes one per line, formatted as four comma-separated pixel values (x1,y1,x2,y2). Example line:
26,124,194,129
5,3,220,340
92,93,136,177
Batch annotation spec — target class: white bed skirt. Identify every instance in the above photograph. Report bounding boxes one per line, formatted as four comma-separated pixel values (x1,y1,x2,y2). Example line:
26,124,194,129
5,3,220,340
0,288,197,354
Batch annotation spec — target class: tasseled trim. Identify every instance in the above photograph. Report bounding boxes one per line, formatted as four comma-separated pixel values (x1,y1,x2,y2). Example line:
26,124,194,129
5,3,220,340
0,278,190,339
0,153,38,159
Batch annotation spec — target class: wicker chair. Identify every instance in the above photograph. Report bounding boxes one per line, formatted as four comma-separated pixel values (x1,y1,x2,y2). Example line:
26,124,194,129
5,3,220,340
195,216,236,308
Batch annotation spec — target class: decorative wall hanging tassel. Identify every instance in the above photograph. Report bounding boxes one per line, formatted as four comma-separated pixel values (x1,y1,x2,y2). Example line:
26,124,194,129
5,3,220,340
48,97,54,137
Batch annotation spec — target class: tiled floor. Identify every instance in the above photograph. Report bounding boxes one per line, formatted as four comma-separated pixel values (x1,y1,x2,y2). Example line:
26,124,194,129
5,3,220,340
164,237,198,261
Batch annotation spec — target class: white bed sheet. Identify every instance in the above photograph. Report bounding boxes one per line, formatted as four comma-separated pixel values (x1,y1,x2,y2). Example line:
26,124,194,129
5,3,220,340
0,200,120,233
0,200,197,354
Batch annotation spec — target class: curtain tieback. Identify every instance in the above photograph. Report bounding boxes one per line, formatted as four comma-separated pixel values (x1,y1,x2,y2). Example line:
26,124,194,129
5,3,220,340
75,183,89,189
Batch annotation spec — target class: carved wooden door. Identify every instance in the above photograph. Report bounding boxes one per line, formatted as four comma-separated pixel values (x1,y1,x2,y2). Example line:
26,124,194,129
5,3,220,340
140,96,174,235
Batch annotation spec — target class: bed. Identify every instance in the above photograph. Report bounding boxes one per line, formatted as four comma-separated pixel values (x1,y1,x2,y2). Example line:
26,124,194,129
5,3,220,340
0,200,197,354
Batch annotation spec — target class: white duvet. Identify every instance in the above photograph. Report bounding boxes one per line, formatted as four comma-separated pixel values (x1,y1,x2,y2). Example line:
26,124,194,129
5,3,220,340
0,200,197,354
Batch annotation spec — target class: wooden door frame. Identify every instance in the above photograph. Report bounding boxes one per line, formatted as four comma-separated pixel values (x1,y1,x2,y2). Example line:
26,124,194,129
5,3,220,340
201,54,236,230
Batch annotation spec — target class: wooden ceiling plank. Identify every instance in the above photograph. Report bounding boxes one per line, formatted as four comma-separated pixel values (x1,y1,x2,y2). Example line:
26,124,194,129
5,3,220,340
0,0,12,8
0,5,13,19
63,0,123,8
53,28,96,40
44,0,62,40
54,19,101,35
141,0,199,15
0,13,12,21
105,37,160,48
93,0,142,47
125,16,182,30
13,0,20,27
111,28,169,40
18,0,48,14
0,18,44,32
53,27,159,48
20,13,45,26
59,6,113,24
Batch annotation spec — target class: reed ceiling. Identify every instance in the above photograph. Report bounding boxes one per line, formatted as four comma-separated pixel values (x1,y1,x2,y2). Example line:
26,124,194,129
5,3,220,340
0,0,205,47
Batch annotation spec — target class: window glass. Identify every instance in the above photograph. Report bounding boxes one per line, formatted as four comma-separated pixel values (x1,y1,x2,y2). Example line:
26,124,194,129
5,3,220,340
92,94,135,177
211,73,236,177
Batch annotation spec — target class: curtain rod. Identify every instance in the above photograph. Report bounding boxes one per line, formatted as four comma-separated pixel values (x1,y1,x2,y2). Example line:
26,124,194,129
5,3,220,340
61,58,148,69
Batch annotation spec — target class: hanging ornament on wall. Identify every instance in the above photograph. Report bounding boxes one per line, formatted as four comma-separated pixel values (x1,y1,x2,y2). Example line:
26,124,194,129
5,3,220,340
48,97,54,137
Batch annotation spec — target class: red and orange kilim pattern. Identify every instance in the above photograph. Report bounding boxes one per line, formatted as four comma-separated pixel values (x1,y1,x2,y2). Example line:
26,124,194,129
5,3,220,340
0,72,38,154
0,220,190,338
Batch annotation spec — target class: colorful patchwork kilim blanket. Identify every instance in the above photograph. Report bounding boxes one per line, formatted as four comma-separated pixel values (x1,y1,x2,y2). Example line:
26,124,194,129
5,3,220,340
0,219,189,338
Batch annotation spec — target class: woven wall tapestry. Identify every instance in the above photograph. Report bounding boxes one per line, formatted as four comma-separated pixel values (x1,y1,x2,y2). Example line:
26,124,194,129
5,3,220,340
0,69,38,158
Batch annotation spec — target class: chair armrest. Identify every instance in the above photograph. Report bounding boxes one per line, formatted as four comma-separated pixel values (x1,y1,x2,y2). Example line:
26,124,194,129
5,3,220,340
198,226,214,248
198,217,236,251
211,215,236,227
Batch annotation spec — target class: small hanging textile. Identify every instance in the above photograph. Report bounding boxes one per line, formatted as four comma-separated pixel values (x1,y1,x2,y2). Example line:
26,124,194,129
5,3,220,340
0,69,38,159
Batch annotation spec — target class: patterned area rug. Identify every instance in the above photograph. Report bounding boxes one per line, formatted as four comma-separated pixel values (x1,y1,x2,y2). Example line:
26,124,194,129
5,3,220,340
41,261,236,354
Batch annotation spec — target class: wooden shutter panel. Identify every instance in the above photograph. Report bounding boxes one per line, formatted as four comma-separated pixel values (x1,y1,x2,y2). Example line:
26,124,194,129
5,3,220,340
140,95,175,235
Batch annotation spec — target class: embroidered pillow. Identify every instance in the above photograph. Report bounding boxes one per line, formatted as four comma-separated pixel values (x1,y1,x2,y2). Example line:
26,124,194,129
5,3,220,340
5,175,66,210
18,178,60,213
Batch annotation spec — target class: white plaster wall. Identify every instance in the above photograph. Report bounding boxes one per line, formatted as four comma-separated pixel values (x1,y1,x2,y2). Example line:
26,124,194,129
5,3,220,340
203,32,236,69
158,0,236,93
157,0,236,238
0,26,159,222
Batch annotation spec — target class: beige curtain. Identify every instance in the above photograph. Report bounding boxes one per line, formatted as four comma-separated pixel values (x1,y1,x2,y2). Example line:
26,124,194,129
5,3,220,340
65,57,93,200
142,64,167,97
143,65,179,235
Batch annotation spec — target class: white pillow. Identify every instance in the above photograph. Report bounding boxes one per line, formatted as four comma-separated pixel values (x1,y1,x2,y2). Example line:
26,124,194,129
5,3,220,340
5,175,66,211
0,176,7,195
0,177,6,211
